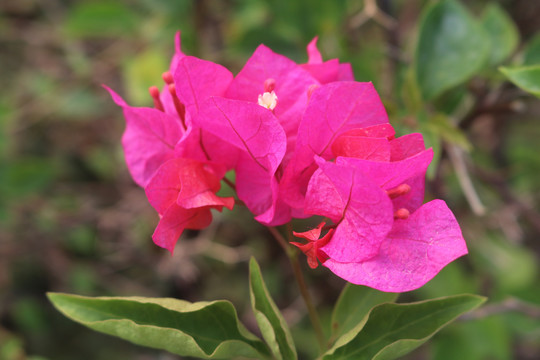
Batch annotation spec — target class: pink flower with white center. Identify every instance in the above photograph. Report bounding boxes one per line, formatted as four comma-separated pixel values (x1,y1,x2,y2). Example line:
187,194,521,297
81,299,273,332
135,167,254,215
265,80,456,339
108,32,467,292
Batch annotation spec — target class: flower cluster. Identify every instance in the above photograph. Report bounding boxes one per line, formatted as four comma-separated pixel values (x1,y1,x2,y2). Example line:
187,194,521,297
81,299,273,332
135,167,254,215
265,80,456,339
108,33,467,292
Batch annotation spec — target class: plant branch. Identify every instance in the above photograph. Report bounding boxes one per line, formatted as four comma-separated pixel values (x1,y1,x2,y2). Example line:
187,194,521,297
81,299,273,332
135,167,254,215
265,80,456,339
445,143,486,216
461,297,540,320
267,226,326,353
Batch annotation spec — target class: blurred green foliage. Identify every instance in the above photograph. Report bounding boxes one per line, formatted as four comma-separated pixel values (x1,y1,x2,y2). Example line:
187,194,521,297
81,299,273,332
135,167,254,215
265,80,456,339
2,0,540,359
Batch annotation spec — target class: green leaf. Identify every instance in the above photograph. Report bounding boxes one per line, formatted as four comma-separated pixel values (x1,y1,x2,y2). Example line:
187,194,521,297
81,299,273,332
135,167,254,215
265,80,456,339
322,294,486,360
415,0,489,100
330,284,397,343
523,34,540,66
249,258,297,360
500,65,540,97
480,3,519,66
48,293,271,359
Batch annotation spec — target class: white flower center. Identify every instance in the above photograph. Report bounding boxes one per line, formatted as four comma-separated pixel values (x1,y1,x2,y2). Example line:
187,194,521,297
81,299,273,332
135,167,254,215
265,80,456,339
258,91,278,110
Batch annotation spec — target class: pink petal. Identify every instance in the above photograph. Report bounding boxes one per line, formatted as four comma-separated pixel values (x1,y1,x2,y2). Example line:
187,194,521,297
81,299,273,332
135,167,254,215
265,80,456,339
306,159,394,262
306,37,323,64
301,59,340,84
105,86,183,187
173,56,233,117
225,44,318,152
280,81,389,208
323,200,468,292
196,97,286,219
302,37,353,84
331,135,391,161
169,31,186,71
254,181,293,226
390,133,426,161
337,63,355,81
337,149,433,213
145,158,233,215
174,126,240,170
152,205,213,253
342,123,395,139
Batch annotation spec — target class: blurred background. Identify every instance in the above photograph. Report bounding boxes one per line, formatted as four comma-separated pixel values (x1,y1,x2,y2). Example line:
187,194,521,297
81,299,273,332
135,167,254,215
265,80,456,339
2,0,540,359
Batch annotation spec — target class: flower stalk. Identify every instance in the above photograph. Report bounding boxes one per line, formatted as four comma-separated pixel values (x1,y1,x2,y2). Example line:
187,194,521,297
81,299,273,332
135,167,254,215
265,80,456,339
268,226,326,353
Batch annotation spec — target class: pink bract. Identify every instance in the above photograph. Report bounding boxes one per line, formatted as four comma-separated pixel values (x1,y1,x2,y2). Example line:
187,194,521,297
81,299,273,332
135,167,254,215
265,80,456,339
109,32,467,292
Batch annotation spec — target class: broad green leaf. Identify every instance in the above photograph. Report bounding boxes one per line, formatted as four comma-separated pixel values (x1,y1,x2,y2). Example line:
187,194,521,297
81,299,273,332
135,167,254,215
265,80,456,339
500,65,540,97
322,294,486,360
330,284,397,343
480,3,519,66
48,293,271,359
249,258,297,360
523,34,540,66
415,0,489,100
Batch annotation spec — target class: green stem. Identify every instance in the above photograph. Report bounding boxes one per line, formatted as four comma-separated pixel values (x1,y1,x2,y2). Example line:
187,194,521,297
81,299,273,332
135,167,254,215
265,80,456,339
267,226,326,354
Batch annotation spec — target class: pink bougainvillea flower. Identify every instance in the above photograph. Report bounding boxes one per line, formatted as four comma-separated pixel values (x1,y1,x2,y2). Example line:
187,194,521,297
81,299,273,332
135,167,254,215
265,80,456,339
109,31,467,292
302,148,467,292
291,222,334,269
145,158,234,252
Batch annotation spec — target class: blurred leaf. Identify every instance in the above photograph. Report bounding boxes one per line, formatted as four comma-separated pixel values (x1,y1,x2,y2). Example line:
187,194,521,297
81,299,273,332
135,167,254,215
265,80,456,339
432,85,470,115
57,88,103,119
68,265,98,295
473,235,538,292
330,284,397,344
480,3,519,66
432,316,511,360
65,226,97,256
415,0,489,100
0,158,56,200
0,329,25,360
427,113,472,151
322,294,486,360
400,69,423,114
12,298,49,333
249,258,297,360
48,293,272,359
500,65,540,97
0,100,14,158
63,2,139,38
523,34,540,66
124,49,169,105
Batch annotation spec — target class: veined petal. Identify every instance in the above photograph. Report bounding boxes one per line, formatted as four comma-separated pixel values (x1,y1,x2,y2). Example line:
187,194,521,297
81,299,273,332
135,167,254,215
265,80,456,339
306,159,394,263
196,97,286,219
280,81,389,208
337,148,433,213
225,44,318,152
323,200,468,292
174,56,233,118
